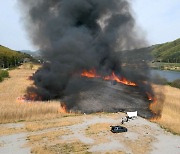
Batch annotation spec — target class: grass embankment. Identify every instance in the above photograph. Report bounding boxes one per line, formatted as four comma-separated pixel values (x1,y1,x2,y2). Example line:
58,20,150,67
168,79,180,89
0,63,68,123
152,85,180,134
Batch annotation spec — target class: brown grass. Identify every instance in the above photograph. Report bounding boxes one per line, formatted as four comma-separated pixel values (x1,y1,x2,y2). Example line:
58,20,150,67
31,141,90,154
0,63,68,123
27,129,70,144
152,85,180,134
25,115,82,132
86,123,110,135
0,127,26,136
27,129,74,154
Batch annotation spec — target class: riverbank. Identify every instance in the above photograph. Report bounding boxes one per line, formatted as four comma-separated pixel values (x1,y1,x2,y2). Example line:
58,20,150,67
150,62,180,72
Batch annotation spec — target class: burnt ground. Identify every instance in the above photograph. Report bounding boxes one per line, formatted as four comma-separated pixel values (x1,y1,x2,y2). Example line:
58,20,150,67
63,78,153,118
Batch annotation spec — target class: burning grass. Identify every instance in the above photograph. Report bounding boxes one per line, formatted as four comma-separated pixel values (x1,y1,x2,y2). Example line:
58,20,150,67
81,69,137,86
0,63,69,124
152,85,180,134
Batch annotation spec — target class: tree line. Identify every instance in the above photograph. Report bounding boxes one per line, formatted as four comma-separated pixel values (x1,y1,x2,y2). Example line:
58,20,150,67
0,45,33,68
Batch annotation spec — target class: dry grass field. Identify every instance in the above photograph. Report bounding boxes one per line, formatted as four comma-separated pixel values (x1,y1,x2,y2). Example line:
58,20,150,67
152,85,180,134
0,63,68,124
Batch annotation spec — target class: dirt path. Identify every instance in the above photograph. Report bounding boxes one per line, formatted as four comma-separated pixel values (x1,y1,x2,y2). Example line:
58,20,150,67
0,113,179,154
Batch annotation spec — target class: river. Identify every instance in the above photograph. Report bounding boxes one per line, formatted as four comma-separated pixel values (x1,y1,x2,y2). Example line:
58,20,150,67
150,70,180,82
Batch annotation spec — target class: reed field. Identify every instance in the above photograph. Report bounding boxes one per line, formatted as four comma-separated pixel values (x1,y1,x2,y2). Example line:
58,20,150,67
0,63,67,123
152,85,180,134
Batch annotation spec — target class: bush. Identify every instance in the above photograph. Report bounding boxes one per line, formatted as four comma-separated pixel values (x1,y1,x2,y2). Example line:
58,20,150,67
169,79,180,89
0,76,2,82
0,70,9,82
0,70,9,78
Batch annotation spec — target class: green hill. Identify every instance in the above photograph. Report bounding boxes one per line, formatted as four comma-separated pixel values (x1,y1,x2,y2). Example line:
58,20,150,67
152,38,180,63
0,45,33,68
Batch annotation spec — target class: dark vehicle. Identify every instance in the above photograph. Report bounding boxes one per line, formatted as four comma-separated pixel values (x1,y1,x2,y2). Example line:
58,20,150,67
110,126,127,133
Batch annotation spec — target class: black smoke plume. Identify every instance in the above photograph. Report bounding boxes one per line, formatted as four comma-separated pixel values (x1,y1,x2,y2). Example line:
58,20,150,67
19,0,156,116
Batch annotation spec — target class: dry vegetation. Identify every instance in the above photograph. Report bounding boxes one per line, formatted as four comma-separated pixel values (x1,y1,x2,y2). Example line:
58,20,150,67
0,63,68,123
86,123,110,135
0,126,25,136
27,129,75,154
31,141,90,154
152,85,180,134
25,116,82,132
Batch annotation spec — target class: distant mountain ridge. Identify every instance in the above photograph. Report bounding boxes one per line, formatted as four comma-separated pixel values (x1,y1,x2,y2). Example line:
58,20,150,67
151,38,180,63
20,50,41,57
120,38,180,63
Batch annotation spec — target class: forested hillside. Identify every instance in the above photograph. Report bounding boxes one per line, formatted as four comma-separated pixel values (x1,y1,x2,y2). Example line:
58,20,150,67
152,38,180,63
0,45,32,68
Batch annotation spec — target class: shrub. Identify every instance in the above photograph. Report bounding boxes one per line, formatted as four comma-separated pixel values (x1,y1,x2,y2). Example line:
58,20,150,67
0,70,9,82
169,79,180,89
0,76,2,82
0,70,9,78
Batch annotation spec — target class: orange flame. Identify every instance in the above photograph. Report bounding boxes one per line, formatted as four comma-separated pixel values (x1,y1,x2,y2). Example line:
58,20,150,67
147,92,161,120
59,103,67,113
104,72,137,86
17,93,42,103
81,69,137,86
16,96,27,103
25,93,42,101
81,69,101,78
146,92,154,101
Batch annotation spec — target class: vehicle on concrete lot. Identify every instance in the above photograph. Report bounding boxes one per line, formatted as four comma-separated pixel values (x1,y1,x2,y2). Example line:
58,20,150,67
110,125,128,133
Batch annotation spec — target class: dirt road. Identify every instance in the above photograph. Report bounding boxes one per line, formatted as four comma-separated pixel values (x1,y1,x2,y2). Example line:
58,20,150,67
0,113,179,154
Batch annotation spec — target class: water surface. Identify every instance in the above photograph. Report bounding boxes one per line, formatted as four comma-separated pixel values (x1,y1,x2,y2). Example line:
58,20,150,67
150,70,180,82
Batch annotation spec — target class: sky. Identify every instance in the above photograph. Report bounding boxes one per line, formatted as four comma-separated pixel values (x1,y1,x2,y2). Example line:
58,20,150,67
0,0,180,51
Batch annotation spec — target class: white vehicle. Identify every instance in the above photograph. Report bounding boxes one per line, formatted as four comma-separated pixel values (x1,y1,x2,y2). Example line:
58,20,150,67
121,111,137,124
127,111,137,118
